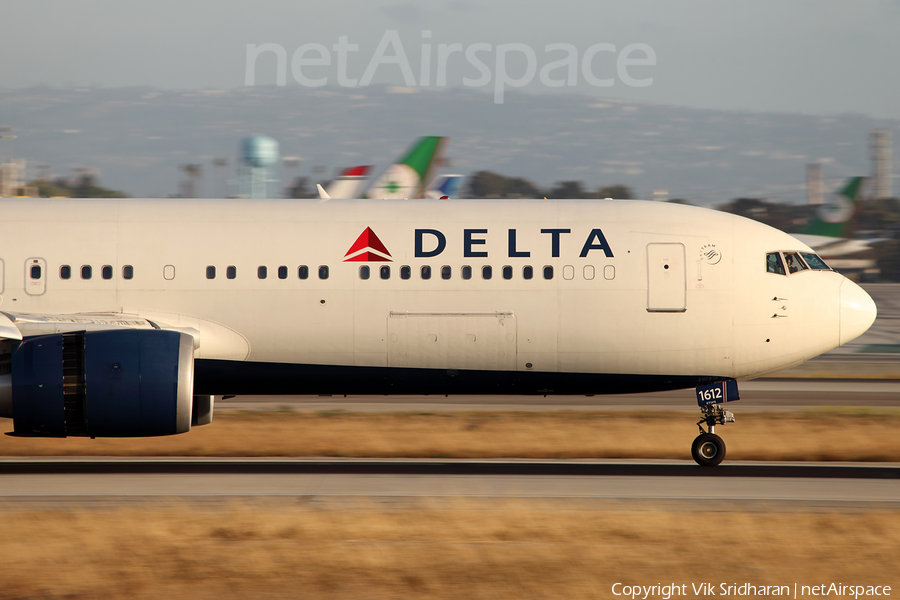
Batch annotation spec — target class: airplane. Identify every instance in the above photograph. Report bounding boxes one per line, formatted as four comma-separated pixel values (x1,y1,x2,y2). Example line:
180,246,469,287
325,168,462,201
363,136,448,199
321,137,449,200
0,196,877,466
424,174,465,200
323,165,371,200
793,177,885,266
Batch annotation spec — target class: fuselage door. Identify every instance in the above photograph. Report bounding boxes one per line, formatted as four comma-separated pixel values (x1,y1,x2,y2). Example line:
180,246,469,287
25,257,47,296
647,243,686,312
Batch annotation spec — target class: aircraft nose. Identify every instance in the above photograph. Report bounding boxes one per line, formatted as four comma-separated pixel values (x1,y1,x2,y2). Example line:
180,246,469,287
840,279,877,346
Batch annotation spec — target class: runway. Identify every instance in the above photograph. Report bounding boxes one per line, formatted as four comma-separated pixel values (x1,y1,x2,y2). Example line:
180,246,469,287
216,377,900,412
1,459,897,508
5,370,900,509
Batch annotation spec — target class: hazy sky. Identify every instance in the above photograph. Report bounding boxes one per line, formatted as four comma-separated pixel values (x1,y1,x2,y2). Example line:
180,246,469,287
3,0,899,119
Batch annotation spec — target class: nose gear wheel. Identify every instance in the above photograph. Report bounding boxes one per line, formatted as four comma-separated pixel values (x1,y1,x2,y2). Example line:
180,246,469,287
691,402,735,467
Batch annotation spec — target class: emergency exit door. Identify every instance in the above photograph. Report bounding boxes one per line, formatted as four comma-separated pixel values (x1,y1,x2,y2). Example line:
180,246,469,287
647,243,686,312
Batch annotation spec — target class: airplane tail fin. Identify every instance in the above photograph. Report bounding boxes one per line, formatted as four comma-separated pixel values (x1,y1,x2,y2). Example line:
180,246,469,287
425,174,465,199
364,137,448,199
324,165,371,199
803,176,867,238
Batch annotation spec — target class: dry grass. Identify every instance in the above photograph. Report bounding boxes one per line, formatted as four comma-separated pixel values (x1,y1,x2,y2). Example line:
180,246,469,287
2,409,900,461
0,501,897,599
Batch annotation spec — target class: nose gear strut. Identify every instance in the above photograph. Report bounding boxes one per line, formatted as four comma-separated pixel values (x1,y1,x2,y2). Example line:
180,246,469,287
691,380,739,466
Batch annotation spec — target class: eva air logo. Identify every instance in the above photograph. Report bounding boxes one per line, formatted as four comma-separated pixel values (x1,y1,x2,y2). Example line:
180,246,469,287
344,227,392,262
817,193,854,224
368,164,419,199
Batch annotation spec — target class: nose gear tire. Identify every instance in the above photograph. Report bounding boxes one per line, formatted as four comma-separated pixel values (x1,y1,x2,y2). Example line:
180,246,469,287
692,433,726,466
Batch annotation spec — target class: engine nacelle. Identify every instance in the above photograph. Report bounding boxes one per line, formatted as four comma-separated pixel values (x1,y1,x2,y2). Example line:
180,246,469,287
3,329,195,437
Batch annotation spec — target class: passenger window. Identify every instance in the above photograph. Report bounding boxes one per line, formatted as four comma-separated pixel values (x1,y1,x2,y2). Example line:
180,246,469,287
482,265,492,280
206,266,216,279
258,266,267,279
81,265,92,280
502,266,513,280
278,266,288,279
543,266,554,280
441,266,451,280
766,253,786,276
227,266,237,279
30,265,41,280
380,265,390,280
122,265,134,280
523,266,533,280
60,265,71,280
800,252,831,271
359,265,370,280
318,265,329,279
421,265,431,280
461,265,472,280
102,265,113,280
400,265,411,280
298,265,309,279
783,252,808,274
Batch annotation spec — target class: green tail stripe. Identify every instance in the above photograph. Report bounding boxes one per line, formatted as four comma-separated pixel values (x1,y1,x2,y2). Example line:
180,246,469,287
400,136,445,179
838,176,865,201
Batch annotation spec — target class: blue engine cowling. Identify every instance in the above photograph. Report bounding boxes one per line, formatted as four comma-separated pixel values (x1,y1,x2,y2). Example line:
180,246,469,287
7,329,195,437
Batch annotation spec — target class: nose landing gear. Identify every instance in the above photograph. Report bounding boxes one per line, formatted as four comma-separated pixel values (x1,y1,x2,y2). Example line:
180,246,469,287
692,405,734,466
692,381,739,467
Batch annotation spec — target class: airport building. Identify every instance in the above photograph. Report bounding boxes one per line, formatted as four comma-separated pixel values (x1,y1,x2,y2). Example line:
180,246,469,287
0,159,37,198
806,163,823,205
871,129,893,200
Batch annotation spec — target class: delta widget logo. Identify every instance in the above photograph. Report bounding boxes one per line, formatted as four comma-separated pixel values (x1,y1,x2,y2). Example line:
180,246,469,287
343,227,392,262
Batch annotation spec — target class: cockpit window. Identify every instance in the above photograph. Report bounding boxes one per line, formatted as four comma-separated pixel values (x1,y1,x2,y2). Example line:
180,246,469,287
783,252,808,274
800,252,831,271
768,251,830,275
766,252,786,275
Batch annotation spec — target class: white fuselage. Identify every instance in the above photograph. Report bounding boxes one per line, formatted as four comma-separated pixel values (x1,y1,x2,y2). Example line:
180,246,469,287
0,197,876,395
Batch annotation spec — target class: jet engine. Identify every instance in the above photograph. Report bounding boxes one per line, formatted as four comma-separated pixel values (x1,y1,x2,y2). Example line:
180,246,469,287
0,329,195,437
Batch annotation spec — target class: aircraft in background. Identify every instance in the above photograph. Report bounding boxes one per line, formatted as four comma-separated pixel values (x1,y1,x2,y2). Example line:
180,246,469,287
424,174,465,199
319,170,465,201
792,177,886,271
364,136,447,199
0,197,876,466
325,168,464,201
323,165,371,200
321,137,450,200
